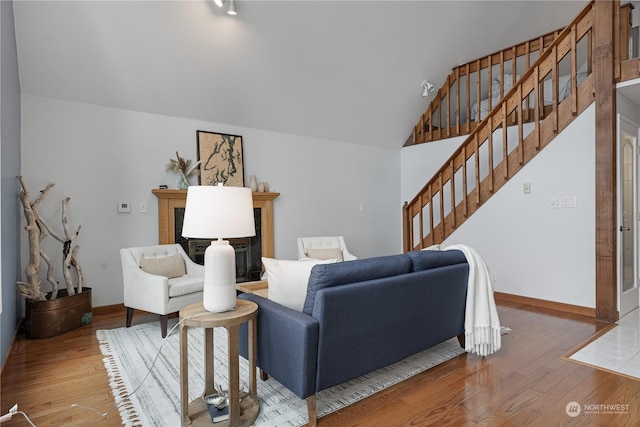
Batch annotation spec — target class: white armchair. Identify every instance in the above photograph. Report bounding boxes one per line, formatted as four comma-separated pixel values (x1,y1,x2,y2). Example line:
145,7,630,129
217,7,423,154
297,236,357,261
120,244,204,337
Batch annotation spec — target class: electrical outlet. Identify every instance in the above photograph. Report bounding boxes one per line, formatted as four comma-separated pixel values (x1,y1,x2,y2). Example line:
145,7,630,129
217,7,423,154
523,182,531,194
549,197,561,208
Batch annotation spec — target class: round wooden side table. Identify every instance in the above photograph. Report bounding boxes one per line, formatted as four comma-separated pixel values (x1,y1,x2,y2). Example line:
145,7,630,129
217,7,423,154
179,300,259,427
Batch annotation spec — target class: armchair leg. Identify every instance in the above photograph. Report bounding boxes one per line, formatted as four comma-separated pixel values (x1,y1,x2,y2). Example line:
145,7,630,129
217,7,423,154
306,395,317,427
126,307,134,328
160,315,168,338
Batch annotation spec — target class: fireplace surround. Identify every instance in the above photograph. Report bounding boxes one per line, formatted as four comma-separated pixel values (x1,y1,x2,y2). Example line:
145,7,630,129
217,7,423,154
152,189,279,282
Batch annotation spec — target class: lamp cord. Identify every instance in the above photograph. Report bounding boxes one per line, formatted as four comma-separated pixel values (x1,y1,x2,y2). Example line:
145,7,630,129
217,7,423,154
69,312,209,422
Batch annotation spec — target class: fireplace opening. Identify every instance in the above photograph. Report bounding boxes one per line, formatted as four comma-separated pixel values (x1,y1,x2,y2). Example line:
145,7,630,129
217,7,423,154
174,207,262,282
188,238,251,282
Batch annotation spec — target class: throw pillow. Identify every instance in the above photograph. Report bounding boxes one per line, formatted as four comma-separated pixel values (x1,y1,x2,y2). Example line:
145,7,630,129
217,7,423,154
139,254,186,279
305,247,344,262
263,257,336,312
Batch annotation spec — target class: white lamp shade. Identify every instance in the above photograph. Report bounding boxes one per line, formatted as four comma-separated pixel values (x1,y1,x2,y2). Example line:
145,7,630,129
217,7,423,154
182,185,255,239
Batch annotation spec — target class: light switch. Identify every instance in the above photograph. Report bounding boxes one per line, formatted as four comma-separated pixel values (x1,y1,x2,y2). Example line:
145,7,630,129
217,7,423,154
563,196,577,208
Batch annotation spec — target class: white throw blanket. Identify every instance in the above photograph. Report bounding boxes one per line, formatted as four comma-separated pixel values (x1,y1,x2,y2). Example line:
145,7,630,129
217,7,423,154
430,244,501,356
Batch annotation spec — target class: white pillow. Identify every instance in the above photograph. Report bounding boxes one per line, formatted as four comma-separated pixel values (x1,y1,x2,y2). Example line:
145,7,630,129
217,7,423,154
262,257,336,312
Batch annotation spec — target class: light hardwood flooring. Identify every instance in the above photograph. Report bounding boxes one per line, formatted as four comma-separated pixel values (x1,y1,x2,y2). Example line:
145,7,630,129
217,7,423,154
2,300,639,426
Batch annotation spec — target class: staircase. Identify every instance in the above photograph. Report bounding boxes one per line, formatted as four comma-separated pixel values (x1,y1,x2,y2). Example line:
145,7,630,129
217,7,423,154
402,0,634,252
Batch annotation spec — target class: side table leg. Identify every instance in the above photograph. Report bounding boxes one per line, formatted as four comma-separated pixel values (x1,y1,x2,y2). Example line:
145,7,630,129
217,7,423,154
227,324,241,426
203,328,215,397
180,323,190,426
248,317,258,400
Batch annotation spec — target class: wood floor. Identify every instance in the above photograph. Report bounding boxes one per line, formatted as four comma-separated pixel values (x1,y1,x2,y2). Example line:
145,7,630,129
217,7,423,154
1,300,639,426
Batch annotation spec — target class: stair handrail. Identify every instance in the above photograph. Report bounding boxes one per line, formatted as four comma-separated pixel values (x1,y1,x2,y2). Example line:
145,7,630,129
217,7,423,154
403,1,597,252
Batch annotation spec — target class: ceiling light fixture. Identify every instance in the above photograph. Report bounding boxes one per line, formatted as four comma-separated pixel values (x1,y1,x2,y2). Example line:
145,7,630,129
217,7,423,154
214,0,224,7
227,0,237,15
421,80,435,98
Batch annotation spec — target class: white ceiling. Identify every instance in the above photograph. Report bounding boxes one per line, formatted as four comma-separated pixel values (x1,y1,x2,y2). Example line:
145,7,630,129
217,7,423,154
12,0,587,149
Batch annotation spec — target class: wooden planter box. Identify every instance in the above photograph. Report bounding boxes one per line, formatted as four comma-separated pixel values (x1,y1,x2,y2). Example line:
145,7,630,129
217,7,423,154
24,288,92,339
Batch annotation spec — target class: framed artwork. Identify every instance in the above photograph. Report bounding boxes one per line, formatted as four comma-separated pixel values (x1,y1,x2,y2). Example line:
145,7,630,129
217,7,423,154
196,130,245,187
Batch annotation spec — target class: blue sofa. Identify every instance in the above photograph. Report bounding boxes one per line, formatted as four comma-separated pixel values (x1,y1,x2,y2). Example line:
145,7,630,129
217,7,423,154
239,249,469,426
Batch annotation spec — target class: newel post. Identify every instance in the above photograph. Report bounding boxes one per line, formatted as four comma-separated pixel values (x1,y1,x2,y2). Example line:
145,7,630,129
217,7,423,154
593,0,618,322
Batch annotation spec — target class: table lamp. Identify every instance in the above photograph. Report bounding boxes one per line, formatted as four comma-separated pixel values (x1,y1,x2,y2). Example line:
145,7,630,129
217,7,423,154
182,184,256,312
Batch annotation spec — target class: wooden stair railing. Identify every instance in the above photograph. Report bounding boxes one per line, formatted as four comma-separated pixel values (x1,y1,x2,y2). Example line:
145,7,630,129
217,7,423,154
403,1,600,252
407,30,561,146
408,3,634,147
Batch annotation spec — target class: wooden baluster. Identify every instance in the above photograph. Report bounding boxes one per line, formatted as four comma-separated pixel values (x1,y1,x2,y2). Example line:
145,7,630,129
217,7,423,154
438,175,445,241
474,133,480,205
488,115,494,193
428,184,434,242
500,51,505,98
571,26,578,115
517,84,524,165
502,103,508,179
417,195,423,249
436,94,442,141
455,68,461,135
462,145,468,218
446,74,451,138
552,45,558,134
487,58,493,112
534,67,541,150
449,160,456,229
525,41,531,121
512,46,516,82
476,59,481,123
536,35,541,54
466,63,471,133
428,105,433,142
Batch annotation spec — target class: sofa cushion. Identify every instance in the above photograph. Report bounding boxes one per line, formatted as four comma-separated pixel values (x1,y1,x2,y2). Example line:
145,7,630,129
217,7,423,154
303,254,412,315
407,249,467,272
139,254,186,278
167,275,203,297
263,257,336,312
305,247,344,262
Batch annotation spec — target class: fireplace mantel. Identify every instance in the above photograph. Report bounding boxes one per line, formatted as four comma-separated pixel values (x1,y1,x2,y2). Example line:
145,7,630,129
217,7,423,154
152,189,279,259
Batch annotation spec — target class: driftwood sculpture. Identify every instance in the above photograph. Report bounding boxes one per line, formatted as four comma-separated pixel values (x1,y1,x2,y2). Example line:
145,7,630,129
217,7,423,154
16,176,83,301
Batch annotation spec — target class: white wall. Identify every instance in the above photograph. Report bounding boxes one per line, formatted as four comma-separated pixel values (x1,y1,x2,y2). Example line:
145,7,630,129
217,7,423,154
20,95,401,307
401,104,596,308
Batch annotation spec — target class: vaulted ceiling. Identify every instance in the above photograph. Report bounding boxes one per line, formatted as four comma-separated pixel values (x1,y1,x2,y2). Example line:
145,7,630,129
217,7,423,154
12,1,586,149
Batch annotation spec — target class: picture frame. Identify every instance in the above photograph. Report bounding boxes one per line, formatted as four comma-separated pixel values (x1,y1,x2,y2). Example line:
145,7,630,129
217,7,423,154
196,130,245,187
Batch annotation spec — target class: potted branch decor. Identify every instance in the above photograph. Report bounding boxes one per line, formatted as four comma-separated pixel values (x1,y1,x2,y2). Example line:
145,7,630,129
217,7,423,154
17,176,92,339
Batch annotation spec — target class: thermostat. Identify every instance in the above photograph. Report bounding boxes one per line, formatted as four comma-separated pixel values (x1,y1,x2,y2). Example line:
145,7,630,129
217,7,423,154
118,201,131,213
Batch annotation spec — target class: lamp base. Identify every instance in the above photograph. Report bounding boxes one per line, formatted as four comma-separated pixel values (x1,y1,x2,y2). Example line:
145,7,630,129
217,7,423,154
203,239,237,313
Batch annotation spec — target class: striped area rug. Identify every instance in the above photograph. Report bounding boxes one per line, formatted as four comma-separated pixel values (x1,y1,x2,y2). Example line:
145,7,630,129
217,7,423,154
97,319,465,426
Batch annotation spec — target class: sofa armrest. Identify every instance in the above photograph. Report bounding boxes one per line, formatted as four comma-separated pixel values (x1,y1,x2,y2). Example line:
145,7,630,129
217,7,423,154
238,293,319,399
